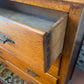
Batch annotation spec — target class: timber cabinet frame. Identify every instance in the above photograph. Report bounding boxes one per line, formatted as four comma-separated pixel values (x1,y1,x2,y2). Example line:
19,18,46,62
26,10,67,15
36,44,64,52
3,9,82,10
11,0,83,84
0,0,84,84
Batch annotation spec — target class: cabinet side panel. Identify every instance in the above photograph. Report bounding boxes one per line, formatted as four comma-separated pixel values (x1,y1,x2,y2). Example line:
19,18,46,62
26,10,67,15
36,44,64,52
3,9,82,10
59,5,83,84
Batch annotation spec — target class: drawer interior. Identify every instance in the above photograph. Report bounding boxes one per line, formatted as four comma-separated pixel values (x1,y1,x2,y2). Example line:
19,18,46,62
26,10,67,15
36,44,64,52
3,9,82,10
0,0,67,31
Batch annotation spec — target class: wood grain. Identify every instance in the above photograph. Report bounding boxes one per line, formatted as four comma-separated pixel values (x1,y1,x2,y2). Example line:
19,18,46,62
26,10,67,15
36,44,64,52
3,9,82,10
0,48,58,84
0,16,46,72
49,15,68,66
44,15,68,71
0,1,83,84
0,58,41,84
10,0,70,12
59,4,83,84
0,4,67,72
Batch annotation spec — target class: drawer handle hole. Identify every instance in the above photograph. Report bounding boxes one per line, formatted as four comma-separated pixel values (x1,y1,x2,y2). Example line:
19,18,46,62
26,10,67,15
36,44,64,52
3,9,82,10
26,68,40,77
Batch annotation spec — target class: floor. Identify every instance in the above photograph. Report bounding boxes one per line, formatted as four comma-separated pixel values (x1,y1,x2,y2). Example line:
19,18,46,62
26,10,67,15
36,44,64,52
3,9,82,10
71,71,84,84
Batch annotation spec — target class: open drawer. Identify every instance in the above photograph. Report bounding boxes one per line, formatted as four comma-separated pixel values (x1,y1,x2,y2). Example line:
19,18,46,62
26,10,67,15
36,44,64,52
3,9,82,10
0,0,68,72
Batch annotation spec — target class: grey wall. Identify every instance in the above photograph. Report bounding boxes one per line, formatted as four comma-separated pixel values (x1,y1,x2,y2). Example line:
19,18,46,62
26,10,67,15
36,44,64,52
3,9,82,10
0,0,9,8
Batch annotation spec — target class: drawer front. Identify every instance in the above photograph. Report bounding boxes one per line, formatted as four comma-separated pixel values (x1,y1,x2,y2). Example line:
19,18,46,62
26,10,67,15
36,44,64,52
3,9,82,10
0,57,58,84
0,16,45,72
0,58,40,84
0,47,58,84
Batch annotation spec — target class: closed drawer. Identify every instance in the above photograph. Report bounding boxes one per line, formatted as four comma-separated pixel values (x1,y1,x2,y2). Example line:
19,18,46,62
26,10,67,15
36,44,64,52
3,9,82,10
0,1,68,72
0,56,58,84
0,58,40,84
0,47,59,84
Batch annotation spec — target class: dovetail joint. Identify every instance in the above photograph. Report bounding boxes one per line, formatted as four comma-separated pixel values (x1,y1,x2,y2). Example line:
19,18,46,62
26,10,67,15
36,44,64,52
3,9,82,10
46,33,51,69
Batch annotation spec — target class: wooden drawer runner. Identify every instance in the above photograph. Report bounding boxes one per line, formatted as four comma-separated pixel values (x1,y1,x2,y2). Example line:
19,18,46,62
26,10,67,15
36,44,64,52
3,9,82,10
0,57,58,84
0,1,68,72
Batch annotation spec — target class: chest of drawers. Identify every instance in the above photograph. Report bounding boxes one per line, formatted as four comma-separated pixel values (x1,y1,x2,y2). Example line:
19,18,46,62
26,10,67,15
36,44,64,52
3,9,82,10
0,0,83,84
0,47,60,84
0,0,68,72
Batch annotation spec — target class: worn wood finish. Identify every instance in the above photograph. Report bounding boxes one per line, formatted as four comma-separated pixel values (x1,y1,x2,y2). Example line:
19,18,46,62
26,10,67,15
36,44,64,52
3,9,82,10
44,15,68,71
0,2,68,72
49,16,68,66
0,1,83,84
0,46,60,77
0,58,41,84
0,17,46,72
63,0,84,4
0,48,58,84
10,0,70,12
59,4,83,84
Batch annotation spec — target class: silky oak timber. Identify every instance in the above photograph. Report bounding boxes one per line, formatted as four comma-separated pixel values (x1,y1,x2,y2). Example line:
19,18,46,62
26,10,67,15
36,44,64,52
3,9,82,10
0,47,61,78
0,0,82,84
14,1,84,84
0,1,68,72
0,48,58,84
